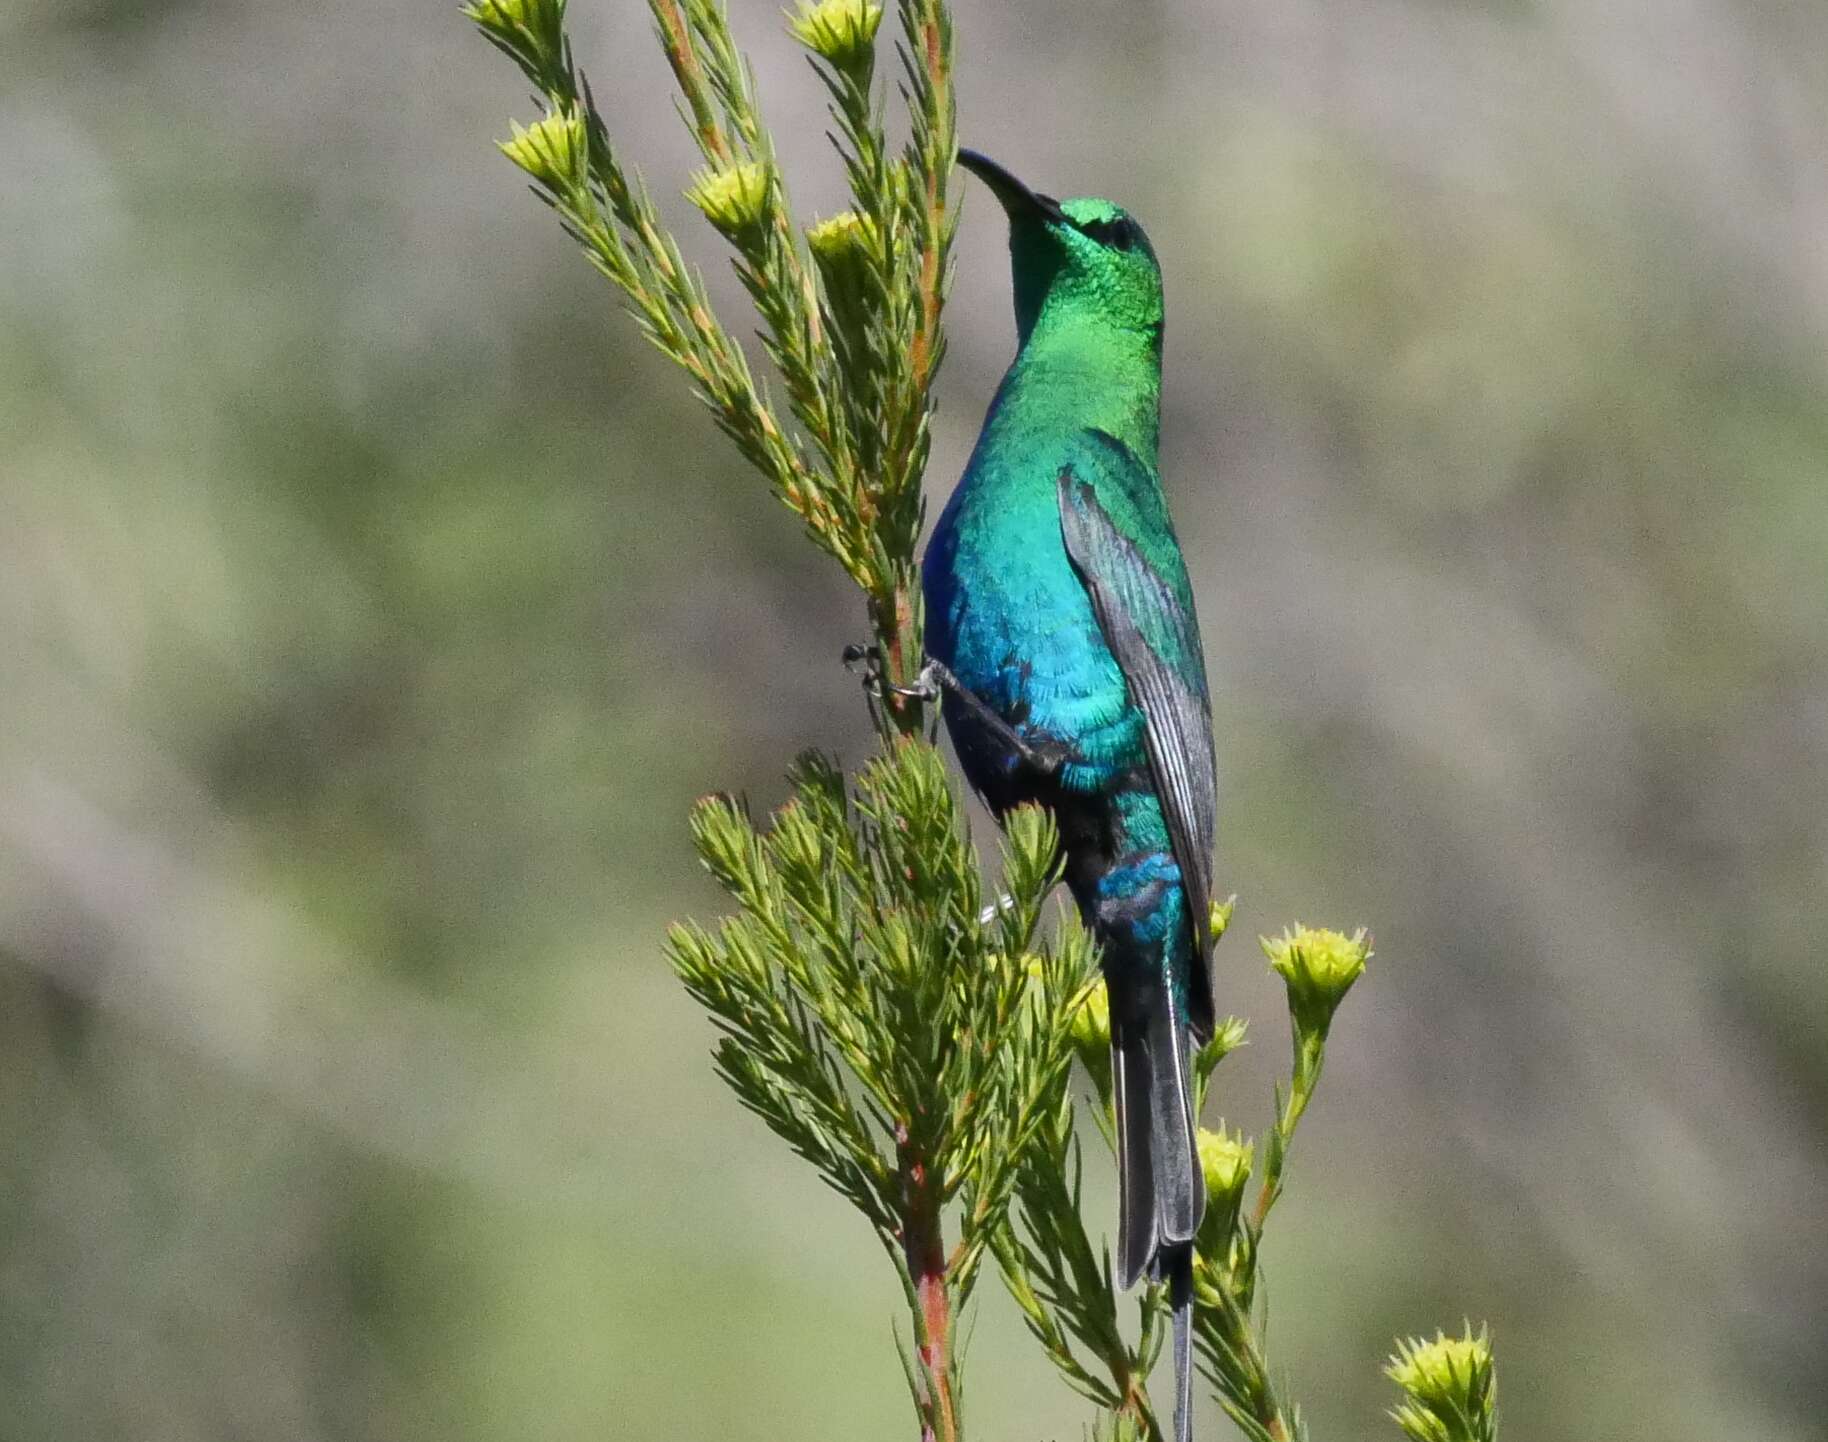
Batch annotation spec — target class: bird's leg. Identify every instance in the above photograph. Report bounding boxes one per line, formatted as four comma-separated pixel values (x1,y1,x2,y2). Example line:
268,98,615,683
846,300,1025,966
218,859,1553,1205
844,646,1071,777
911,659,1072,778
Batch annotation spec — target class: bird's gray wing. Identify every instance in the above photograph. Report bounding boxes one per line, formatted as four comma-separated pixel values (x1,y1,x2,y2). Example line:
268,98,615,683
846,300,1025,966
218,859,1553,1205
1057,431,1217,1033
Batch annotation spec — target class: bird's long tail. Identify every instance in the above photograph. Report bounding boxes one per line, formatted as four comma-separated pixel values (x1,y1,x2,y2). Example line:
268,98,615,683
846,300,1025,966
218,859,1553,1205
1167,1243,1195,1442
1111,981,1204,1442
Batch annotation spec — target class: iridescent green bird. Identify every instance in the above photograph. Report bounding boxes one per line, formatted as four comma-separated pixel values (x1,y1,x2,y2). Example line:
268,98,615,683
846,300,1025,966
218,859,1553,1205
919,150,1217,1442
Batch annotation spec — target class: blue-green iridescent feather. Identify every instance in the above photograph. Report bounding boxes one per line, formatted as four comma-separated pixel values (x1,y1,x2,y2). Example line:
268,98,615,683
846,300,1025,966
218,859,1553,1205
922,155,1218,1442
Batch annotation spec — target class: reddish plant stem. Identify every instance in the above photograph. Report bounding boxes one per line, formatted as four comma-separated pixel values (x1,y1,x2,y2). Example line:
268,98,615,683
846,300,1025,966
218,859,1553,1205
871,584,925,738
904,6,949,409
898,1124,957,1442
1118,1371,1162,1441
649,0,732,165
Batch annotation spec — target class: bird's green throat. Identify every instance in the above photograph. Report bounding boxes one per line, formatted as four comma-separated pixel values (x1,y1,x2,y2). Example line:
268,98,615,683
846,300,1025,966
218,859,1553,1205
960,150,1167,464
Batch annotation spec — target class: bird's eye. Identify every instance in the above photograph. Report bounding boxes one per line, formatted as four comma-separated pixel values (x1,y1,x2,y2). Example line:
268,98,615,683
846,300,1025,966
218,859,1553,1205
1079,217,1138,252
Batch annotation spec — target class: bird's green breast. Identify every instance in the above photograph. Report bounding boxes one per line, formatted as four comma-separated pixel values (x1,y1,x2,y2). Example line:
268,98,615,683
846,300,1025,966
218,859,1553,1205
925,334,1165,780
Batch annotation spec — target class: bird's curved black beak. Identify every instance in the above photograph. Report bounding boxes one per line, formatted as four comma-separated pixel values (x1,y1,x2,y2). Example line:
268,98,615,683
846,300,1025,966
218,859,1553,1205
957,149,1068,226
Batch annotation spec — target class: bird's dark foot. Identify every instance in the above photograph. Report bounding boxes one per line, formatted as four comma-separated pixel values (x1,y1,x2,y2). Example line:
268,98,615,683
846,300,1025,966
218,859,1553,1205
841,641,880,689
896,659,944,703
843,644,942,703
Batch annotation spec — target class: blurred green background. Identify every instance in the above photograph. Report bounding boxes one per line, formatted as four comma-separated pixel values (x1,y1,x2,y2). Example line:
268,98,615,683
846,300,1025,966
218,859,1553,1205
4,0,1826,1438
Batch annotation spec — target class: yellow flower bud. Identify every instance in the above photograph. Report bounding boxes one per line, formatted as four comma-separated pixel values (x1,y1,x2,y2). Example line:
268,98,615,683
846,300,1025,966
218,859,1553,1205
686,162,773,240
1386,1326,1496,1442
1196,1125,1252,1204
1194,1125,1252,1253
807,210,878,356
466,0,566,61
786,0,883,73
499,107,589,196
1261,923,1370,1039
807,210,876,268
1209,894,1236,945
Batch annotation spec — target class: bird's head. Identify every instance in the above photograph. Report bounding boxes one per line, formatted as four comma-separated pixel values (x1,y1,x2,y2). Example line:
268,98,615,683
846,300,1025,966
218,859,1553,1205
958,149,1163,349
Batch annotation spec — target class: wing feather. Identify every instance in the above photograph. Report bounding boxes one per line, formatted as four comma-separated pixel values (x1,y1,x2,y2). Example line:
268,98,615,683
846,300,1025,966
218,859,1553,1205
1057,438,1218,1033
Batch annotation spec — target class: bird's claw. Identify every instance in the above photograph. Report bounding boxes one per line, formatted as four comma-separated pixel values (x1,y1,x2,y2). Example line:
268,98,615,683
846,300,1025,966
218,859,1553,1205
842,644,941,702
840,642,877,673
891,661,942,703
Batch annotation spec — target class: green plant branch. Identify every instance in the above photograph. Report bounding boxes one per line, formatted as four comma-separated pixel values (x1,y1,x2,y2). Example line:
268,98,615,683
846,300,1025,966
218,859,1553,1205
470,0,951,691
898,0,953,409
657,2,851,479
667,750,1091,1442
1182,928,1375,1441
1192,1207,1303,1442
993,1093,1168,1439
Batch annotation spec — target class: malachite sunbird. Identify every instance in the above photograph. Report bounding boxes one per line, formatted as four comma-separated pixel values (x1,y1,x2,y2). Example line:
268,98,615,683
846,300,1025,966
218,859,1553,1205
921,150,1217,1442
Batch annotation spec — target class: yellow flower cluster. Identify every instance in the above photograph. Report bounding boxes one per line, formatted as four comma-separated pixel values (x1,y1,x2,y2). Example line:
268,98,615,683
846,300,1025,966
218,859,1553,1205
1208,894,1235,945
687,162,773,239
1261,923,1370,1036
786,0,883,72
499,107,589,196
465,0,565,56
1386,1326,1496,1441
1195,1125,1252,1206
807,210,877,266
